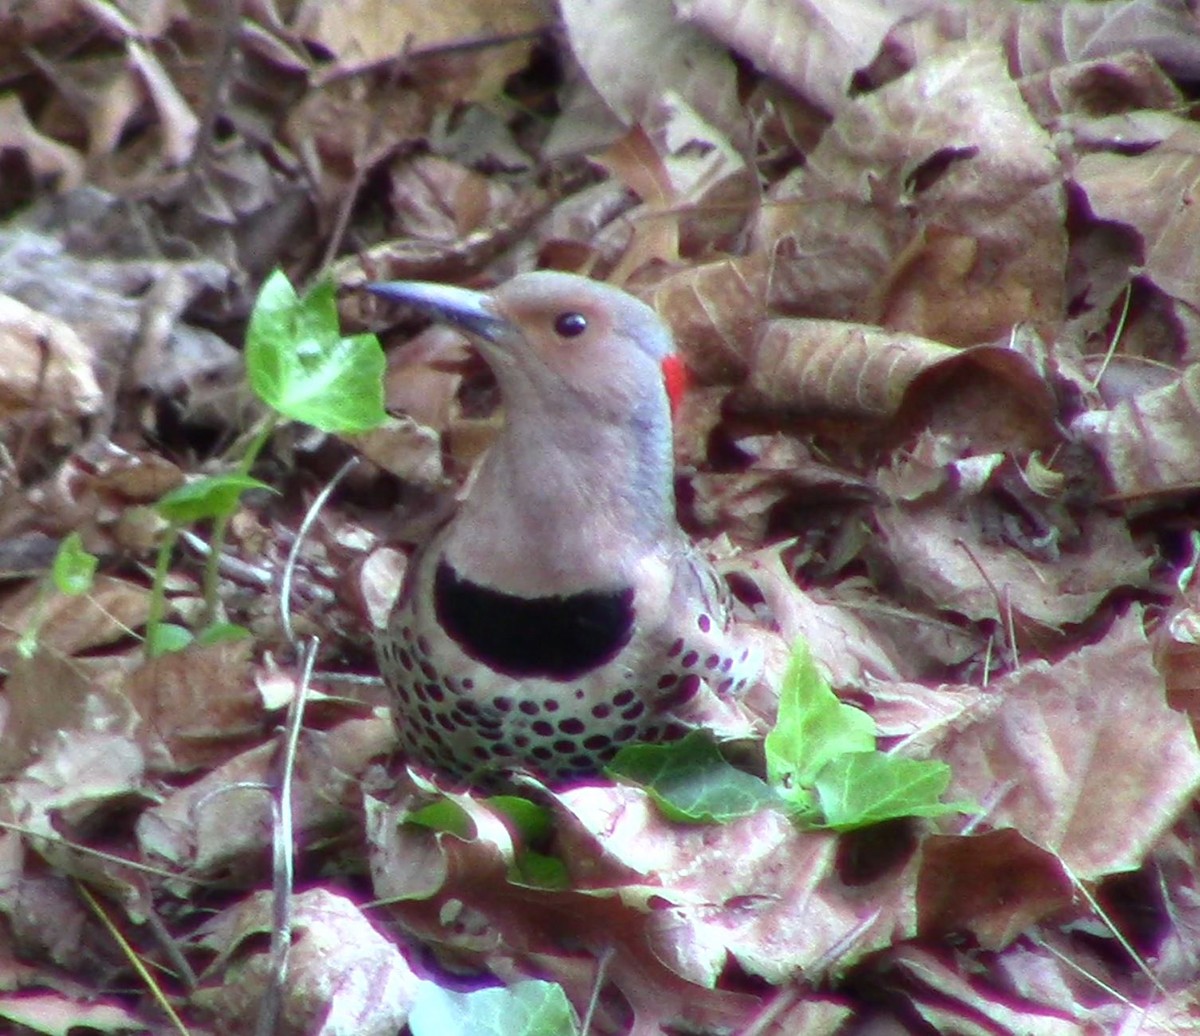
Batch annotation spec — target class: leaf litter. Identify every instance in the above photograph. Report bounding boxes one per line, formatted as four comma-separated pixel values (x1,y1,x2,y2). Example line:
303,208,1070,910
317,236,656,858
2,0,1200,1032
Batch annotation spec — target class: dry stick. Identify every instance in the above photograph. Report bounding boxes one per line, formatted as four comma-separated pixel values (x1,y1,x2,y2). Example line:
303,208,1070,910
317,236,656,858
736,981,805,1036
1062,863,1168,1001
1089,280,1133,392
76,881,191,1036
253,458,359,1032
954,538,1020,672
278,456,360,650
255,634,319,1036
179,529,273,588
578,946,612,1035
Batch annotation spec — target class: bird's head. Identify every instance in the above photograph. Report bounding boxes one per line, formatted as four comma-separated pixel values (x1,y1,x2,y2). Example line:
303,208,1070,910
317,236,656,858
367,271,687,430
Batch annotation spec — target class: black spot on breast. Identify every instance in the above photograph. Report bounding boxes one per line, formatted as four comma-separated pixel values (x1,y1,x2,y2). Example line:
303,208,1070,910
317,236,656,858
434,560,635,680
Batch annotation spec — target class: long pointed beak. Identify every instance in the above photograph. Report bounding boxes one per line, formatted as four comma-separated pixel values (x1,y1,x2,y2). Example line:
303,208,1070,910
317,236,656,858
366,281,510,342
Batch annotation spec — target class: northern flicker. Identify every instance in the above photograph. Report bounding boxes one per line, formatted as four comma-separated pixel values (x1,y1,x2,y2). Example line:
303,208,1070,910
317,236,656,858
369,271,760,787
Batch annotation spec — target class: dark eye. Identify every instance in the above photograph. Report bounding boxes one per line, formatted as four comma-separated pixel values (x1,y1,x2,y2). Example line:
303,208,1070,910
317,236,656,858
554,312,588,338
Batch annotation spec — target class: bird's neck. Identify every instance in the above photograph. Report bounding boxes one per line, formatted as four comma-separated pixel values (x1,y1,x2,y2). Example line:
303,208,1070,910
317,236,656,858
440,408,677,596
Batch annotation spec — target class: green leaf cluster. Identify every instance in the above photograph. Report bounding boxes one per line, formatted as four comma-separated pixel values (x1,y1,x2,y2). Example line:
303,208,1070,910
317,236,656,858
610,639,975,831
410,979,578,1036
26,271,387,660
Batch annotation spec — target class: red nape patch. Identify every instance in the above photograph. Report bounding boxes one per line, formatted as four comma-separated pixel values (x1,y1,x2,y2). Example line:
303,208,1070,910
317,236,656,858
661,353,689,416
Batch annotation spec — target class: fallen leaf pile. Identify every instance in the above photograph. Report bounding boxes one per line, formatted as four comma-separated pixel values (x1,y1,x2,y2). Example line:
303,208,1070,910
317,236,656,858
2,0,1200,1033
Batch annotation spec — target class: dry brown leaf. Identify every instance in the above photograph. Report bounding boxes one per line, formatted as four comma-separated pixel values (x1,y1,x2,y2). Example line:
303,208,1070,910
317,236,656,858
366,781,764,1031
746,319,958,420
596,126,681,284
137,715,392,876
757,45,1065,345
722,547,908,688
559,0,745,147
126,40,199,168
1,729,147,897
888,944,1092,1036
554,786,914,983
389,155,520,244
936,609,1200,879
0,652,140,776
0,991,145,1033
190,888,420,1034
1157,588,1200,723
918,830,1074,950
344,417,446,489
79,442,185,504
679,0,901,112
378,324,469,430
124,639,261,773
872,442,1149,629
368,771,516,903
1075,123,1200,350
1072,360,1200,499
1018,50,1183,128
861,677,990,740
649,254,767,384
0,293,102,432
0,95,83,190
740,321,1059,454
296,0,547,102
890,0,1200,83
0,576,150,672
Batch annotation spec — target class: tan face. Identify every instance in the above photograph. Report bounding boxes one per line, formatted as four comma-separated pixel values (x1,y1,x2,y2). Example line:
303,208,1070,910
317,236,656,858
485,271,674,417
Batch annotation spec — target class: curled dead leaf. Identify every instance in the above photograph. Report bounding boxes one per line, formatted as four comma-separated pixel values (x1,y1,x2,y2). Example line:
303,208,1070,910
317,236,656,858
742,319,957,420
1075,124,1200,316
1072,360,1200,499
650,254,767,384
0,293,101,433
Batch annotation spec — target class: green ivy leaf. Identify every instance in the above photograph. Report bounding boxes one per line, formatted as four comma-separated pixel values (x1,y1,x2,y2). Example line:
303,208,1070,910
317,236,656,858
608,730,776,823
813,752,975,831
146,623,194,658
51,532,97,596
195,623,252,647
409,979,579,1036
156,474,275,524
765,639,875,802
404,799,474,839
488,796,554,843
509,850,570,890
245,270,386,433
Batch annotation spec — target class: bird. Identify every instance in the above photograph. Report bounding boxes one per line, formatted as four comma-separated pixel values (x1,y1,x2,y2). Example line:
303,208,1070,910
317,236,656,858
368,271,761,788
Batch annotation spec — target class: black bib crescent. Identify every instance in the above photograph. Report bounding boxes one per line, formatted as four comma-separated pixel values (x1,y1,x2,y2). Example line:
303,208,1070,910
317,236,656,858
433,559,636,681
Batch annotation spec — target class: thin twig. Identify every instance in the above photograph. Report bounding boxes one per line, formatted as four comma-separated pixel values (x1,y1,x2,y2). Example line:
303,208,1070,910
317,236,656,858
279,456,360,650
579,946,612,1035
255,635,319,1036
1062,862,1167,999
77,880,192,1036
1090,280,1133,392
